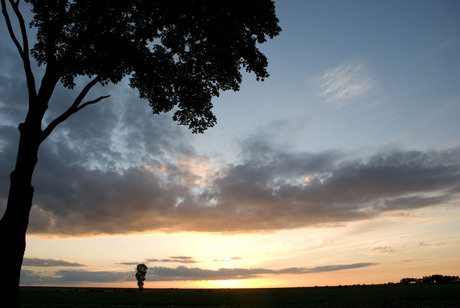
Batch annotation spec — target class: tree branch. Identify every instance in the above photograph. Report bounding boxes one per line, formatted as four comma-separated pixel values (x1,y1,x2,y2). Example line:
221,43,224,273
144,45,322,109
1,0,37,98
76,95,111,112
41,76,110,141
1,0,24,56
10,0,29,58
69,76,102,110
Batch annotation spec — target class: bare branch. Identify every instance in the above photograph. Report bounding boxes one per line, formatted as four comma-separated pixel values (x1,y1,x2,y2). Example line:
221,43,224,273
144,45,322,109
69,76,102,110
77,95,111,111
2,0,37,97
10,0,29,58
41,76,109,141
1,0,24,55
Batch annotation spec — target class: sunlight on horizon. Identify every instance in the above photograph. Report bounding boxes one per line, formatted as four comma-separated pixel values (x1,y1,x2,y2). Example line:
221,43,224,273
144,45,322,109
22,206,460,289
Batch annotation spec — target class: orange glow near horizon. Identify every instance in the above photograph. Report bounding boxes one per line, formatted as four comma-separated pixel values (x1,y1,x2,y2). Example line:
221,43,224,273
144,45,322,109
22,207,460,290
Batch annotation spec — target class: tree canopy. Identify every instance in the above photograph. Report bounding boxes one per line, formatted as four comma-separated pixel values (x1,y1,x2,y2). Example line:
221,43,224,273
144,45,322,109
24,0,281,133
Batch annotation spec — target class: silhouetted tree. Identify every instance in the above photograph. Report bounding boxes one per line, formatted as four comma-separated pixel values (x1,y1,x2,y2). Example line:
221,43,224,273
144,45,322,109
0,0,280,305
135,264,148,292
399,275,460,285
421,274,460,284
400,277,421,284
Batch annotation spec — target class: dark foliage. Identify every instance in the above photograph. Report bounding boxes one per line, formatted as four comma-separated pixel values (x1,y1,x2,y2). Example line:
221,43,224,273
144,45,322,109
27,0,281,133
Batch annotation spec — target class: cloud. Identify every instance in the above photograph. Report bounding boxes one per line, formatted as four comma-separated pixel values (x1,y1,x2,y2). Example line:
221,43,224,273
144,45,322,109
0,68,196,227
119,256,199,266
118,262,140,266
57,270,133,283
304,263,376,273
313,59,377,106
371,247,396,254
149,266,273,281
212,257,242,262
21,269,134,284
146,256,199,264
3,133,459,235
417,242,447,248
20,270,61,285
23,258,86,267
20,263,376,285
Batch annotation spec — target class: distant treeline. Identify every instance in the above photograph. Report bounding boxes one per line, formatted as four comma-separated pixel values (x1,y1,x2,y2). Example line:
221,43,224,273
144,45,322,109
400,274,460,285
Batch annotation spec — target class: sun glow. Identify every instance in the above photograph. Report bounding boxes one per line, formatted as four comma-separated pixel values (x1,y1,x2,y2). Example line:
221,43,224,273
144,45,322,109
215,280,240,288
197,278,265,289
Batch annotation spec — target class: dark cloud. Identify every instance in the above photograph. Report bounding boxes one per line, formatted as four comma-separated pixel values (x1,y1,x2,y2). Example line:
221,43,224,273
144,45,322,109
2,128,460,235
23,258,86,267
118,262,140,266
20,262,376,285
57,270,133,283
20,269,135,285
0,54,197,234
20,270,60,285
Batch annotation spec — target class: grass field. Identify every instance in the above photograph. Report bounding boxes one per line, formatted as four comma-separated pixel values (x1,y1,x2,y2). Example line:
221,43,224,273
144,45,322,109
19,284,460,307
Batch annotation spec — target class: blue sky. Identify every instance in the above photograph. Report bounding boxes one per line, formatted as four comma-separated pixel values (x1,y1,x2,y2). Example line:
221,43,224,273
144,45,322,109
201,0,460,156
1,0,459,288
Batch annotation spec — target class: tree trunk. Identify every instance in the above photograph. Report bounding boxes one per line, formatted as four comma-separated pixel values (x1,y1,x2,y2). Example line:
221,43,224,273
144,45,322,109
0,123,41,307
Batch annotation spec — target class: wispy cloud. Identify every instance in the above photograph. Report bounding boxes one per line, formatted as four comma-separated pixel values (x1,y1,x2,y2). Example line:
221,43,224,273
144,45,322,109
371,247,396,254
417,242,447,248
20,262,376,284
212,257,242,262
118,262,140,266
313,59,377,107
146,256,199,264
119,256,200,266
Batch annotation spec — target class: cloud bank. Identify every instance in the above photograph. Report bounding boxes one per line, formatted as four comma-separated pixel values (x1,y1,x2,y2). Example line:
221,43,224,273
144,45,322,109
20,262,376,285
22,258,86,267
13,143,460,235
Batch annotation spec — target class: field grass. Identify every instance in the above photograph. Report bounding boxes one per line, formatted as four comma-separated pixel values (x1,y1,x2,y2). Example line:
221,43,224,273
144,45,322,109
19,284,460,307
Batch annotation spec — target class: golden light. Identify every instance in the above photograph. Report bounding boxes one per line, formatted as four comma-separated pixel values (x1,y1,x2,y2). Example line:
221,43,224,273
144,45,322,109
197,278,265,289
176,156,214,185
215,280,240,288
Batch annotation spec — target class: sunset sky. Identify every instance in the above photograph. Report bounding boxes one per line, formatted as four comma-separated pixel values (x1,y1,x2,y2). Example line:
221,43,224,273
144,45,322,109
1,0,460,289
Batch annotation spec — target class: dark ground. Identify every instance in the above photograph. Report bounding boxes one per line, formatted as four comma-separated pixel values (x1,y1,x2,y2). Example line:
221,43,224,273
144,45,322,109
19,284,460,307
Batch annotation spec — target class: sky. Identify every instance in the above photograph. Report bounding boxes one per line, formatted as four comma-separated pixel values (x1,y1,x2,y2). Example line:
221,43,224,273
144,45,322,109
1,0,460,289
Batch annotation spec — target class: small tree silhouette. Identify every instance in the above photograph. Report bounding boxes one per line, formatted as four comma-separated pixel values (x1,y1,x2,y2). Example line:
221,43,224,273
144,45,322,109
135,264,148,292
